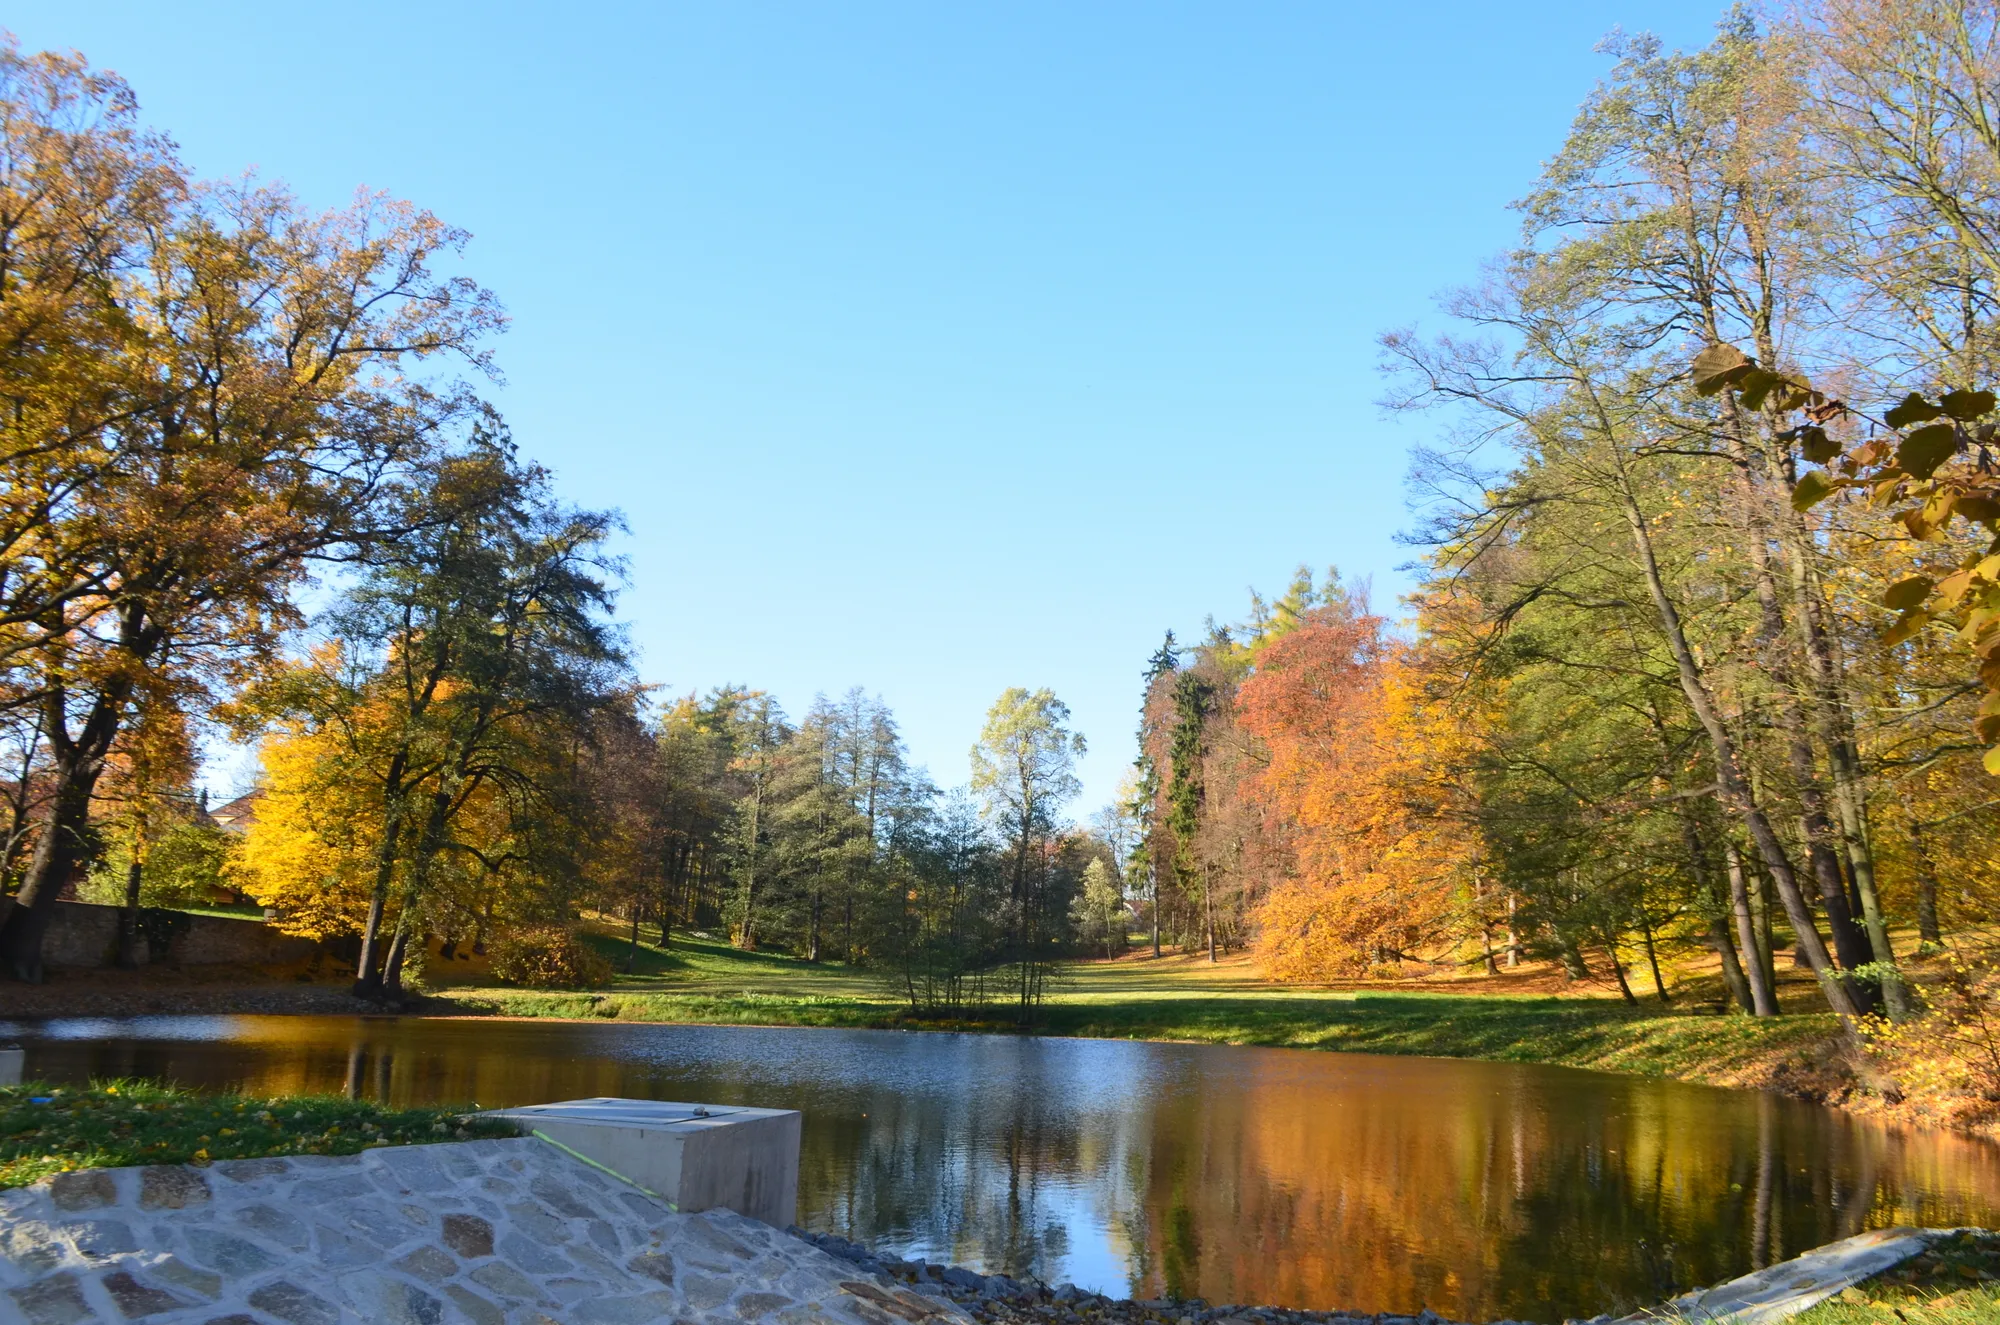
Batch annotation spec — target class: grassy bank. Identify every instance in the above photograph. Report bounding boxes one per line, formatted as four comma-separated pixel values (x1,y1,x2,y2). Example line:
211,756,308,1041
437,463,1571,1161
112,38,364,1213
0,1081,515,1190
1791,1230,2000,1324
421,930,1844,1095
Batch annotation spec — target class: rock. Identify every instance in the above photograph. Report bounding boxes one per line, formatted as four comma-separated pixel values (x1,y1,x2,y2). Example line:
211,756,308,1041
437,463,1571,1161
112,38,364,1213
9,1273,93,1325
48,1172,117,1211
629,1251,677,1285
184,1227,279,1277
441,1212,496,1259
247,1279,341,1325
138,1166,210,1210
444,1285,508,1325
393,1243,459,1284
497,1228,573,1276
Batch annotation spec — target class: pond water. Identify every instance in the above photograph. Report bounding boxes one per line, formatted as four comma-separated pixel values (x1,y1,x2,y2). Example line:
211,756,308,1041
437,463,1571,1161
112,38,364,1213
5,1016,1998,1322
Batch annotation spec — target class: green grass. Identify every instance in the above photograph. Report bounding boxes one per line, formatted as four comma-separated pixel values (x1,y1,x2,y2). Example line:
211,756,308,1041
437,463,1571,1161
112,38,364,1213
1032,986,1836,1081
1790,1230,2000,1325
172,901,269,921
0,1081,518,1190
425,931,1840,1090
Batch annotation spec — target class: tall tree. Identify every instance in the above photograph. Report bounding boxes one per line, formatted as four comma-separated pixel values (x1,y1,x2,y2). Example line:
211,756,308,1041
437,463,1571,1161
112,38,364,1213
0,133,501,980
971,687,1084,1018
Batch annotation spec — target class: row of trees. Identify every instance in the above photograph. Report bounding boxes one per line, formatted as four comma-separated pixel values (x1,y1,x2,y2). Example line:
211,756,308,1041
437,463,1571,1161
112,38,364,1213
0,39,1120,1011
1136,2,2000,1039
237,667,1112,1012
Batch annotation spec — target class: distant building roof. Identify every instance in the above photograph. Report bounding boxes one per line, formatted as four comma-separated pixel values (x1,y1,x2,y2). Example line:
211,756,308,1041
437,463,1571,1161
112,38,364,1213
209,790,264,835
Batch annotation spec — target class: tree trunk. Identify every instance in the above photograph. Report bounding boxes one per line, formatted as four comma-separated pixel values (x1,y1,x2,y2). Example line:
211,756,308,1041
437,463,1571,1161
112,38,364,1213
1728,843,1779,1016
0,708,116,983
116,833,146,970
1205,868,1217,964
354,766,410,998
1706,394,1875,1008
738,785,763,950
1609,448,1861,1024
1779,467,1908,1015
1638,911,1670,1002
1150,863,1161,958
1754,871,1776,994
807,886,822,964
1711,914,1754,1013
1904,799,1945,950
1604,935,1639,1005
380,922,411,1001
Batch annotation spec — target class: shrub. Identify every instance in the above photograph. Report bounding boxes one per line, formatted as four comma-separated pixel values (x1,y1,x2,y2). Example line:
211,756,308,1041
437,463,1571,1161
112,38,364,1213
1864,947,2000,1131
487,925,614,990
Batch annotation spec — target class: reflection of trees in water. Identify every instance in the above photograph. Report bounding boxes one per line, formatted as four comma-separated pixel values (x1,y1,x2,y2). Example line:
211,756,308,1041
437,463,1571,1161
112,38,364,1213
793,1053,1102,1283
1113,1056,2000,1320
23,1023,2000,1322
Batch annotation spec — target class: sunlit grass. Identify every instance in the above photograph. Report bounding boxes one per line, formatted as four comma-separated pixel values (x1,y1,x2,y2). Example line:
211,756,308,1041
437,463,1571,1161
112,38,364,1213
418,927,1839,1088
1790,1230,2000,1325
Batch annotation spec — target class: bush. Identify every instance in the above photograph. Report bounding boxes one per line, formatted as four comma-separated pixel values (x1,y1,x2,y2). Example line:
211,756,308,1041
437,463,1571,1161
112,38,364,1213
487,925,614,990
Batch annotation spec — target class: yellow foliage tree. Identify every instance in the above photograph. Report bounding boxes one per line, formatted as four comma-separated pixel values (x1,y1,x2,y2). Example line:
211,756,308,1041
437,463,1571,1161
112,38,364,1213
231,713,389,942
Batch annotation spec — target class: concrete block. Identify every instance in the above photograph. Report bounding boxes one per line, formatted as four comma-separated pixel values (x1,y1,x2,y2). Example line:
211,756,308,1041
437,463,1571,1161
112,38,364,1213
0,1047,22,1087
482,1098,800,1228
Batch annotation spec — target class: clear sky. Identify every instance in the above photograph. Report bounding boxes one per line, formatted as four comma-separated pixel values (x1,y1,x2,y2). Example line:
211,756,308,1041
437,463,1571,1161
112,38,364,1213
13,1,1721,816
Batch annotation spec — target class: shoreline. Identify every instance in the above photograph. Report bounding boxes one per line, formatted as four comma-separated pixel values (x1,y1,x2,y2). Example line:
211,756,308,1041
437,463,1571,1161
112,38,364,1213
791,1228,1496,1325
0,975,1894,1132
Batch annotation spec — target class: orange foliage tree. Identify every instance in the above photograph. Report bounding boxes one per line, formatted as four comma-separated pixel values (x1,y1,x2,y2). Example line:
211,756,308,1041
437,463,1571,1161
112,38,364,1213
1238,607,1483,979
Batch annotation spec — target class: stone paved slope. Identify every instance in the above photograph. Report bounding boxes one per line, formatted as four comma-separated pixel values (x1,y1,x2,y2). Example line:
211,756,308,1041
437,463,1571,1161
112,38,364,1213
0,1137,968,1325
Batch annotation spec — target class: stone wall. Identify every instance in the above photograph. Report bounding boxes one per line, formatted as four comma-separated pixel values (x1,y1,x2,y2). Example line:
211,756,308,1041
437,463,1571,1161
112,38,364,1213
33,900,324,970
0,1136,969,1325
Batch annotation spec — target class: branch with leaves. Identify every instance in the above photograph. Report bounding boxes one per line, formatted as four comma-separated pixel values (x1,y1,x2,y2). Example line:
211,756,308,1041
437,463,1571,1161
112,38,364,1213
1693,342,2000,769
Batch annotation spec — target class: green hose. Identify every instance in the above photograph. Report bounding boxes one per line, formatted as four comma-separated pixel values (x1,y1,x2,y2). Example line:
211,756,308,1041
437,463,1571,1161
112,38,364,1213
530,1128,680,1212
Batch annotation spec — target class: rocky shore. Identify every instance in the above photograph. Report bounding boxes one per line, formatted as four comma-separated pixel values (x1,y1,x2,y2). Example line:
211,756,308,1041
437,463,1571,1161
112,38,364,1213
789,1231,1528,1325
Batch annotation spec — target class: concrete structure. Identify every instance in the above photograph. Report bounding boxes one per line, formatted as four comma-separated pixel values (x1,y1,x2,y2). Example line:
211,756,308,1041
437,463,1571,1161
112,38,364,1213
483,1099,803,1229
0,1048,20,1088
0,1135,963,1325
30,901,325,971
1611,1226,1965,1324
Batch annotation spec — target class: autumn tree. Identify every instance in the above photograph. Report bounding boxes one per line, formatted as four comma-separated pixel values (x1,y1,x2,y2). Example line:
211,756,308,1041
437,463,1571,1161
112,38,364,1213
0,59,502,979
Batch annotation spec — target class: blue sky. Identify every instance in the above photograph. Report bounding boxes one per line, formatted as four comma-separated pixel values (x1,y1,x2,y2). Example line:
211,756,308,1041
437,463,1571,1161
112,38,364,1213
15,2,1720,815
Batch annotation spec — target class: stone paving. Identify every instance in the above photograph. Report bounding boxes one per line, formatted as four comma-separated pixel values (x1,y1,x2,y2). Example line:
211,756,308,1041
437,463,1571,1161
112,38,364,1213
0,1137,969,1325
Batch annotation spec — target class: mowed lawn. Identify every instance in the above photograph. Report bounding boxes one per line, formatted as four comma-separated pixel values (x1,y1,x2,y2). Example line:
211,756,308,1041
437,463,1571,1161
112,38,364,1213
423,929,1839,1090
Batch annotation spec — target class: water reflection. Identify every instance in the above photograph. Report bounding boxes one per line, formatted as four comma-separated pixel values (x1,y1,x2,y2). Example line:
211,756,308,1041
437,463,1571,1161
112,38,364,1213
5,1017,1996,1322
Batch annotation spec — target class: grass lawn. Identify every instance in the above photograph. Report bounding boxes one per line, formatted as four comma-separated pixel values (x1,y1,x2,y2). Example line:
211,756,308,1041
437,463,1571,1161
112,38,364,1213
1790,1230,2000,1325
420,929,1841,1092
172,901,270,921
0,1081,516,1190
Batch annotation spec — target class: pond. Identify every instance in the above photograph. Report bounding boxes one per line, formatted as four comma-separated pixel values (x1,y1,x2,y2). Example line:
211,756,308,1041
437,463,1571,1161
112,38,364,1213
5,1016,1998,1322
